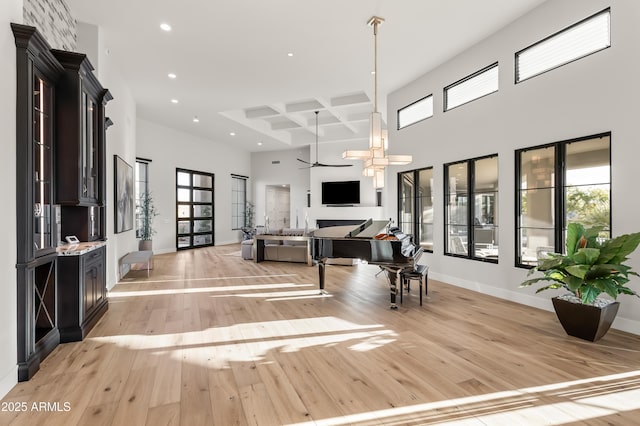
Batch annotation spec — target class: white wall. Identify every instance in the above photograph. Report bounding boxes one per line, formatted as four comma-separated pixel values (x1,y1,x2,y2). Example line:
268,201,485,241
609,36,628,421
387,0,640,334
251,142,389,229
251,146,310,228
0,0,23,399
76,22,138,290
137,118,251,251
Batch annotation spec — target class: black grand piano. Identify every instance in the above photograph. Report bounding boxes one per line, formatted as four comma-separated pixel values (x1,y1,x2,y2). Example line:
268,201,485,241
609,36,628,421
312,219,420,309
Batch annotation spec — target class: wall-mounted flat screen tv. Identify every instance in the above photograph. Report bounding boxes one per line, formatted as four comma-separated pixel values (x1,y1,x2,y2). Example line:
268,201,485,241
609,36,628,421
321,180,360,205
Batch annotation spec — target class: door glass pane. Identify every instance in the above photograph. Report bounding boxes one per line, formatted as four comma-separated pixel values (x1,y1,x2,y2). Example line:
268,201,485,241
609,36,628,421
194,205,212,218
194,220,212,233
177,172,191,186
178,204,191,218
193,174,212,188
177,221,190,234
177,188,190,202
193,189,212,203
178,236,191,248
193,235,212,246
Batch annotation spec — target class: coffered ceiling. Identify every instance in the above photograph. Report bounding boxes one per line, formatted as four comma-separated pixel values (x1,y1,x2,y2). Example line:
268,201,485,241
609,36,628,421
67,0,547,152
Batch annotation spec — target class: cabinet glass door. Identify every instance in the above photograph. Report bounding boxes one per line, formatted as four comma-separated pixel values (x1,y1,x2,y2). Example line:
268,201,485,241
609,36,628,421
81,92,98,200
33,74,54,254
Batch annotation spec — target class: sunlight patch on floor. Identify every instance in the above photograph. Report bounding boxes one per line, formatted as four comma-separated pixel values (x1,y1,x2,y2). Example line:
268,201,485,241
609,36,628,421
286,371,640,426
109,282,313,297
90,316,396,368
117,273,298,285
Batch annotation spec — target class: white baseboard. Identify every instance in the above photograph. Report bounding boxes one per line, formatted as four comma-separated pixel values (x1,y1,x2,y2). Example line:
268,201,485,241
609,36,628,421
430,271,640,336
0,365,16,400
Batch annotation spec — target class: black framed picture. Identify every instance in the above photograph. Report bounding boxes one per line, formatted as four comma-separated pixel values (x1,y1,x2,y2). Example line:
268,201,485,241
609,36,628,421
114,155,134,233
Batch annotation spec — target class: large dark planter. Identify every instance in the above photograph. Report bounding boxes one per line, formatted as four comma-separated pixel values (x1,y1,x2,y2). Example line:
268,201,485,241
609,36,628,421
552,297,620,342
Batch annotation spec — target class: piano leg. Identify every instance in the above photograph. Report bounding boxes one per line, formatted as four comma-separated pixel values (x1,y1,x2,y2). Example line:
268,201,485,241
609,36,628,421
384,268,400,310
318,258,328,295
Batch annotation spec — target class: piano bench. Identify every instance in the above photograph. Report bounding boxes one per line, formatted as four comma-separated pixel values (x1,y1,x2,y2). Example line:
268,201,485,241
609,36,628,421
400,264,429,306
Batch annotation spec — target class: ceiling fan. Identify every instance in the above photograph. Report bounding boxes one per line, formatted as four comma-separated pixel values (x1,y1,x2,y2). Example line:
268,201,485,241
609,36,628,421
297,111,352,168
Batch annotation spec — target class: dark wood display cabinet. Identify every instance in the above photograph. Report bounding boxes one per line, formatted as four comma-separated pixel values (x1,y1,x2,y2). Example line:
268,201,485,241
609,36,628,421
57,246,107,342
53,49,112,241
12,23,112,381
12,23,63,382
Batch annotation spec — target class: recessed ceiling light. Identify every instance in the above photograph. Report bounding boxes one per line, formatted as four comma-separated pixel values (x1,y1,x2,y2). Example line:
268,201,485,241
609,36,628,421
287,52,294,57
160,23,172,31
193,116,199,123
230,132,236,136
171,99,179,104
168,73,177,79
371,71,376,75
257,142,263,146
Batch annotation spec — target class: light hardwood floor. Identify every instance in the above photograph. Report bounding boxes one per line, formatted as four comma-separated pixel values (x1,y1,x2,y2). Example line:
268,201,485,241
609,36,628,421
2,244,640,425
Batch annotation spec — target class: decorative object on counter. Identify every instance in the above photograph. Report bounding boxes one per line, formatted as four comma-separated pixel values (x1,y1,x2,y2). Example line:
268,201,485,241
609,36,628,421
520,223,640,341
114,155,134,233
138,191,158,251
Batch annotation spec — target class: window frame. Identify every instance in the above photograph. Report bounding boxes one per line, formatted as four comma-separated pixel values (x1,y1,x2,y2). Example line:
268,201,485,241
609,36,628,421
444,62,499,112
514,132,612,268
515,8,611,84
135,158,151,239
397,95,433,130
397,167,434,252
176,168,215,250
444,153,499,263
231,174,248,230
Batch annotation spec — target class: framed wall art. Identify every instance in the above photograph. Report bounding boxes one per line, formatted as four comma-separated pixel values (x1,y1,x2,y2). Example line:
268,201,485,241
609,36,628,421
114,155,134,233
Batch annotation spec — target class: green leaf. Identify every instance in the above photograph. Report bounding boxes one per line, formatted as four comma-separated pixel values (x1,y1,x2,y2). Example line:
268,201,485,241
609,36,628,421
598,232,640,265
536,256,564,271
519,277,553,287
566,223,585,256
583,226,605,247
594,278,620,299
565,275,584,291
571,248,600,266
580,286,600,304
535,284,565,293
565,265,590,279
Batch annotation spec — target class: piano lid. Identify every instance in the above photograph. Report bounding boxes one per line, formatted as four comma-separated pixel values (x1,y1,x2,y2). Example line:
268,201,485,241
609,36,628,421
312,219,391,240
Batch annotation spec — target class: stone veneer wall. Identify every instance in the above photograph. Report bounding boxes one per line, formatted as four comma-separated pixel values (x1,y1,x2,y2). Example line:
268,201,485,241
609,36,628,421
23,0,76,51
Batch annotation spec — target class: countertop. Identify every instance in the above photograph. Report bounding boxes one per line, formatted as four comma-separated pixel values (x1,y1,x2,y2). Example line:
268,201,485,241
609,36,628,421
56,241,107,256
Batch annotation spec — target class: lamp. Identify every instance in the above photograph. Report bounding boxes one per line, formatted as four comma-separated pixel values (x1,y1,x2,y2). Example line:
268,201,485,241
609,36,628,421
342,16,412,188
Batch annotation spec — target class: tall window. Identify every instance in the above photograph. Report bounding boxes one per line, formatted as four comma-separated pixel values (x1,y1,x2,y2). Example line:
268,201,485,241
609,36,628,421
231,175,247,230
516,133,611,266
176,168,214,250
398,167,434,251
445,155,499,262
135,158,150,239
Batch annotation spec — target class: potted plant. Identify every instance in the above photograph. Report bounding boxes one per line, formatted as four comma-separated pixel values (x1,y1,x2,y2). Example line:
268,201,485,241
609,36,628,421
520,223,640,341
138,191,158,251
241,201,255,240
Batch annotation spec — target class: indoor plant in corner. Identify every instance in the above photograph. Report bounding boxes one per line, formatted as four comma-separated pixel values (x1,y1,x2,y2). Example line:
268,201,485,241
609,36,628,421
520,223,640,341
138,191,158,251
